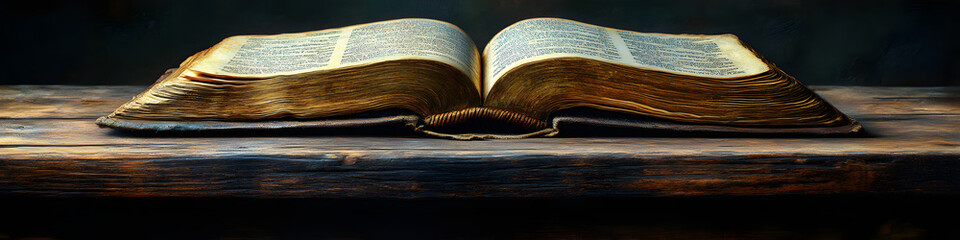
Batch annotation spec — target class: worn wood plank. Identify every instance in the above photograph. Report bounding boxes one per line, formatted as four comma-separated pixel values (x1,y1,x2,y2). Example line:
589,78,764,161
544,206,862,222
2,116,959,156
0,85,958,198
811,86,960,116
0,85,146,119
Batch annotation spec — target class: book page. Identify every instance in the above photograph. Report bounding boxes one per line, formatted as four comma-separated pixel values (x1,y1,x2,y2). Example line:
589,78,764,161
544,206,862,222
190,30,344,77
483,18,769,96
340,19,480,89
189,19,481,90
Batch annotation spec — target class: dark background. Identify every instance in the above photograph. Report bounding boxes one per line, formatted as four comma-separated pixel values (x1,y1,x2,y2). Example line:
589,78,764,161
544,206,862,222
2,0,959,86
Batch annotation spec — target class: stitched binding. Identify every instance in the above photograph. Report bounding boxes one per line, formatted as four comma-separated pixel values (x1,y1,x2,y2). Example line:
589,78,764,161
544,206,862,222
423,107,548,129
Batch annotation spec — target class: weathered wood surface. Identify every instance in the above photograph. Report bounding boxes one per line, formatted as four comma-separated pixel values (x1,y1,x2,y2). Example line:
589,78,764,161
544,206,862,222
1,85,958,197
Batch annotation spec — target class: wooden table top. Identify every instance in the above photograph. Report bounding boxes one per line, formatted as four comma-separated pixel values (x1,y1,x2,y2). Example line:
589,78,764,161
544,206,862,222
1,85,958,198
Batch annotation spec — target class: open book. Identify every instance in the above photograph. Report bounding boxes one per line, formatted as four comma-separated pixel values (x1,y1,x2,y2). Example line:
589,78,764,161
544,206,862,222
97,18,861,139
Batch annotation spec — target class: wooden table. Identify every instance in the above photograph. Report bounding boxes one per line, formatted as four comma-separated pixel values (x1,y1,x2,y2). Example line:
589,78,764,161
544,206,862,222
1,85,958,198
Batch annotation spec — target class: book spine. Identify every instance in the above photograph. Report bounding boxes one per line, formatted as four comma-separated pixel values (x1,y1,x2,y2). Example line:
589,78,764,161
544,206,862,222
422,107,548,129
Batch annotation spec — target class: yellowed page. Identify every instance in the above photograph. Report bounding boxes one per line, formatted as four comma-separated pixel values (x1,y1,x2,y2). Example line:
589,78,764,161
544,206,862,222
190,29,346,77
189,18,482,92
483,18,769,97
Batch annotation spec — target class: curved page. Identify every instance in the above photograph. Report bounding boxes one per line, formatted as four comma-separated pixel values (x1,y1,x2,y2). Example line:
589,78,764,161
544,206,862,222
483,18,769,97
190,18,482,92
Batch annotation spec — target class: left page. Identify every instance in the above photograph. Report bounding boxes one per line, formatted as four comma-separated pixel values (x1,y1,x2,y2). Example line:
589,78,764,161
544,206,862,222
188,18,482,92
102,18,486,127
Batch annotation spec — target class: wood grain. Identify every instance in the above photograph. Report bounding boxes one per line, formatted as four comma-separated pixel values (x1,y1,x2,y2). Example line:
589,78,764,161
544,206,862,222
0,85,958,197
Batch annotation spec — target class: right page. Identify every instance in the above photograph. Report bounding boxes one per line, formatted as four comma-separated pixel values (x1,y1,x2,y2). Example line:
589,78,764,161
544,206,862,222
478,18,860,135
483,18,769,97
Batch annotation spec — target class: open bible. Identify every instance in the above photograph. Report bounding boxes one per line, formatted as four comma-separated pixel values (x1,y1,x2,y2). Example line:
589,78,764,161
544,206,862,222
97,18,861,139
